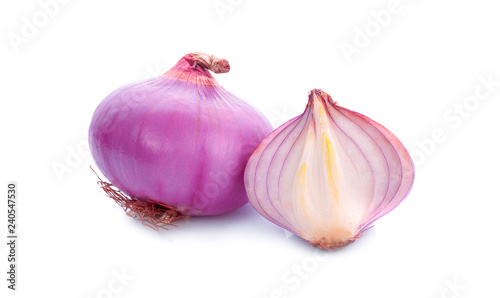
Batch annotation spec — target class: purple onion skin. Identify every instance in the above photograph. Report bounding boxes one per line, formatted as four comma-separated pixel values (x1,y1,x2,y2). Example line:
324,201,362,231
89,53,273,215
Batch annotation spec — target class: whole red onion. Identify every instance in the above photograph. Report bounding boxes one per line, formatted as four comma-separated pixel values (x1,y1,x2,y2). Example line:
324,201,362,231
89,53,272,217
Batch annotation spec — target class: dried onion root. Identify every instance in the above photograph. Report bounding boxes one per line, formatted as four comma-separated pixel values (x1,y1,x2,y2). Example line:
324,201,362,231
91,166,189,230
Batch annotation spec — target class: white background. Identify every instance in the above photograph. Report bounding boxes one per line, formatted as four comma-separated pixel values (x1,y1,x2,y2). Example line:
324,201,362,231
1,0,499,297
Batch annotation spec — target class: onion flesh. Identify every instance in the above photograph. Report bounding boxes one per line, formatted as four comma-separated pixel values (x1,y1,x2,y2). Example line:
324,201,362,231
244,89,414,250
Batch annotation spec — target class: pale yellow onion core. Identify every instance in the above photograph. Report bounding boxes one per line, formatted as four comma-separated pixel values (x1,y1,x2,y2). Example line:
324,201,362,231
287,92,366,247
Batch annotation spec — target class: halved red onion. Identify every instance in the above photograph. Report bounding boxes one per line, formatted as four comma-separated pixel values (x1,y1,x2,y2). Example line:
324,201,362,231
244,89,414,250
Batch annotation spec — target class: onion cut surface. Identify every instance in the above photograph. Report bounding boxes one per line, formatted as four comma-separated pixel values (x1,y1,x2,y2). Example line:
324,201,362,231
244,89,414,250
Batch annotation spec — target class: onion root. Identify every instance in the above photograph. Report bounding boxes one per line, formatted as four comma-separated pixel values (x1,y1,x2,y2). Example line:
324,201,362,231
90,166,189,230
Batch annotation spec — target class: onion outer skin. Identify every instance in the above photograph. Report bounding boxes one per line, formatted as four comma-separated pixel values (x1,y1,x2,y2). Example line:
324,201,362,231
244,89,414,250
89,53,273,216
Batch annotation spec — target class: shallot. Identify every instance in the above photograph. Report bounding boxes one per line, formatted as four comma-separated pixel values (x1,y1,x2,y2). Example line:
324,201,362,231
244,89,414,250
89,52,273,227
